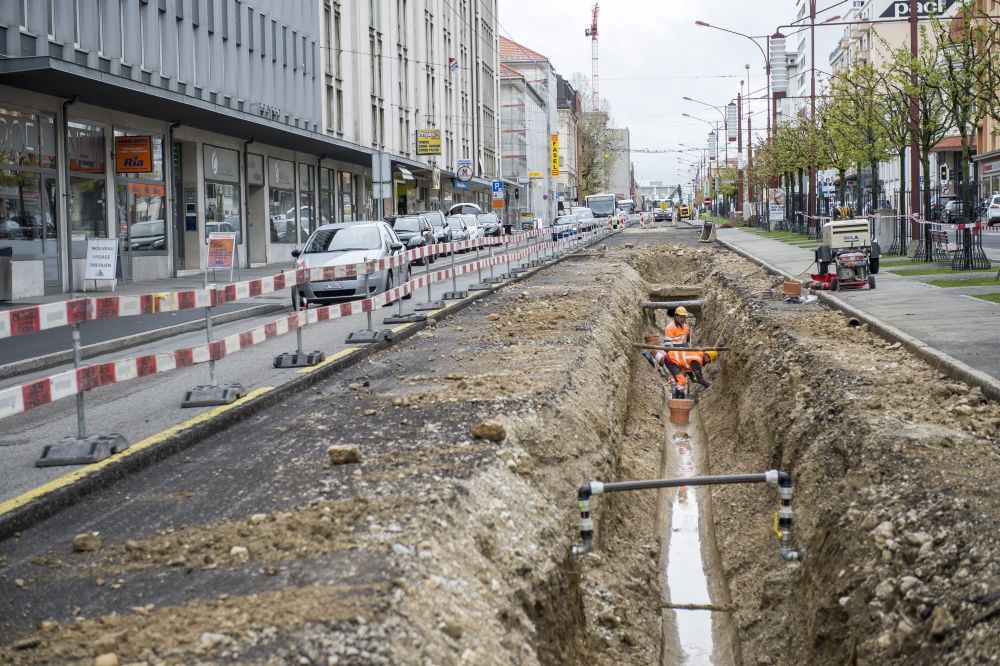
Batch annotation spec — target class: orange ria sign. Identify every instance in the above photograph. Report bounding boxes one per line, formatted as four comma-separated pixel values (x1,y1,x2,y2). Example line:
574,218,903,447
114,136,153,173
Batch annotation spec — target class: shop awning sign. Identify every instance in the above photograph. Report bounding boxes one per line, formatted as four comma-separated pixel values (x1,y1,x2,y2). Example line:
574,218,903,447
114,136,153,173
879,0,955,17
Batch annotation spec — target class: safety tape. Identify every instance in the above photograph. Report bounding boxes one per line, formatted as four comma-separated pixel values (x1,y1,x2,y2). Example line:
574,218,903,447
0,229,610,420
0,230,555,341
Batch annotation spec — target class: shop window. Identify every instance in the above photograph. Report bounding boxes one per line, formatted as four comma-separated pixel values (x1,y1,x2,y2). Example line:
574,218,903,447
341,171,353,222
203,145,242,243
298,163,315,241
115,130,166,253
70,177,108,238
68,121,107,174
320,167,335,224
269,157,295,242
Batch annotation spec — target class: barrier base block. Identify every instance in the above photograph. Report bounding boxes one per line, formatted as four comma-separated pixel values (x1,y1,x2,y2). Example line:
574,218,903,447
273,351,326,368
442,291,468,300
469,283,492,291
35,433,130,467
484,277,504,284
345,329,393,344
414,300,446,311
383,313,427,324
181,383,246,408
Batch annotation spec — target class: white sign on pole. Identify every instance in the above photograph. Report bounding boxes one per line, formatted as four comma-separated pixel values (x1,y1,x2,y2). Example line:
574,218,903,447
457,158,473,183
84,238,119,283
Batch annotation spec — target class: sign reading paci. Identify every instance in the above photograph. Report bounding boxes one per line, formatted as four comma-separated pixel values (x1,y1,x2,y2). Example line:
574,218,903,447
879,0,955,18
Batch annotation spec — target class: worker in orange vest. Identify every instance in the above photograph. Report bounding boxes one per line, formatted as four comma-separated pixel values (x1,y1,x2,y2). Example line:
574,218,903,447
665,349,717,398
663,306,691,347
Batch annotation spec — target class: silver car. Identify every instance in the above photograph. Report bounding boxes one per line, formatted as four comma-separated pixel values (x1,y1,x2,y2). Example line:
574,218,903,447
293,221,411,306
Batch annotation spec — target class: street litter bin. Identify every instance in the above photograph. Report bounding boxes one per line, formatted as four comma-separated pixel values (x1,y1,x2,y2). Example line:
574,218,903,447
0,247,12,301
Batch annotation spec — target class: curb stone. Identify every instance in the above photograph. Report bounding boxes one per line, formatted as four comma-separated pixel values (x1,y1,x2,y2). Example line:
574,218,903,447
0,231,618,541
716,236,1000,403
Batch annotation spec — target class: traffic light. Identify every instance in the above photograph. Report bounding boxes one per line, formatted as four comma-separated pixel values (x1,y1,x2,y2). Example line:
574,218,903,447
940,163,950,183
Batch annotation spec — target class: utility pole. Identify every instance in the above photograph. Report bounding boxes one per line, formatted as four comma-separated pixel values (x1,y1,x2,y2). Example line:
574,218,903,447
737,88,743,212
809,0,817,228
909,0,922,255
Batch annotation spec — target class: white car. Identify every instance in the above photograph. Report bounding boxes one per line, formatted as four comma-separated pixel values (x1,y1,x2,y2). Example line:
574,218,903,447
570,206,596,231
987,194,1000,227
457,214,483,240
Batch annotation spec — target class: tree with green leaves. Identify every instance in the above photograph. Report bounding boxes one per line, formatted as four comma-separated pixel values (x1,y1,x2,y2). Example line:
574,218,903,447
887,27,955,225
931,1,1000,220
815,91,857,208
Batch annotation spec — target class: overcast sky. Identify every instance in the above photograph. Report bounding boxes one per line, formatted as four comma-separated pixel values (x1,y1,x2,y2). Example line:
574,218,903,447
496,0,796,188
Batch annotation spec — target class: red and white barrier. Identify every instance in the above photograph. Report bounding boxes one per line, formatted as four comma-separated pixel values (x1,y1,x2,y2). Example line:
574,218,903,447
0,228,611,421
0,231,556,341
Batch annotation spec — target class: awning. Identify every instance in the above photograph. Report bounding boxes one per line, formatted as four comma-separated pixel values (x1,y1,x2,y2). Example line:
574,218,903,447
933,135,976,152
397,166,415,181
0,57,375,167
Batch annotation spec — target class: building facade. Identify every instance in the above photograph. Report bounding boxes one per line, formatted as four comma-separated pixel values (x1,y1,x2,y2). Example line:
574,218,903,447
499,36,557,224
500,63,548,227
0,0,501,298
555,74,580,210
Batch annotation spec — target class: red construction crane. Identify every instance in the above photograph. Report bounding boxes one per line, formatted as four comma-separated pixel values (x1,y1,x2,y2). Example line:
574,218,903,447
584,3,599,109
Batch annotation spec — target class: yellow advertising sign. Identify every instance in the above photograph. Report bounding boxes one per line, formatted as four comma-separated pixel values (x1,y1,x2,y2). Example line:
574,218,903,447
415,129,442,155
550,133,560,177
528,171,542,179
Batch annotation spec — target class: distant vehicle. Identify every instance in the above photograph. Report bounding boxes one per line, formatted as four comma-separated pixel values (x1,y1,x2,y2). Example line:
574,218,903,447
653,208,671,222
551,214,580,240
616,200,636,215
292,221,411,306
570,206,597,231
445,215,472,246
477,212,503,237
448,203,482,216
584,193,618,227
416,210,453,249
460,214,484,240
386,215,437,265
987,194,1000,227
942,199,965,223
206,221,236,235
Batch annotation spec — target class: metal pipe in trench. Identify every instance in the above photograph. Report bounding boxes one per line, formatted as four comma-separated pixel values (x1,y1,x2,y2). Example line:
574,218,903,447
571,470,803,562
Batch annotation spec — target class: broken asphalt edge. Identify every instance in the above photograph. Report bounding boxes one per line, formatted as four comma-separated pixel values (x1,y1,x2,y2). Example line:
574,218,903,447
717,237,1000,404
0,231,619,542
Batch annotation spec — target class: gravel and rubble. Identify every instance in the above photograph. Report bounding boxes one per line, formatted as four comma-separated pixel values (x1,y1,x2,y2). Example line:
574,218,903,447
0,240,678,665
694,251,1000,665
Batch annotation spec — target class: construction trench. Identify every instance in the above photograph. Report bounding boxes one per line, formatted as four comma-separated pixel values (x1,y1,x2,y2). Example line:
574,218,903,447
2,237,1000,664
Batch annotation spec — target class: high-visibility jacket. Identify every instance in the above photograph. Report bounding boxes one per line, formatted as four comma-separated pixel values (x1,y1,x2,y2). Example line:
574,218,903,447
663,319,690,347
665,350,708,372
665,350,709,388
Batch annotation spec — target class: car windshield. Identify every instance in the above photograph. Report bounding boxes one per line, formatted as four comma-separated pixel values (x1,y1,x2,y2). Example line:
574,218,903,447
304,226,382,253
391,217,422,232
571,208,594,218
447,219,465,230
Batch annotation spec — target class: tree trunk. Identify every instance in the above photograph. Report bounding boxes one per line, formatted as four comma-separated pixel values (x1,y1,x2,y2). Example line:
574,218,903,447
839,168,847,207
922,154,933,262
870,159,880,215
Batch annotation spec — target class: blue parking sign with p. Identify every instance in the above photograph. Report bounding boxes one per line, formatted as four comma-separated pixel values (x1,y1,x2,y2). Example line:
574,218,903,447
492,180,503,194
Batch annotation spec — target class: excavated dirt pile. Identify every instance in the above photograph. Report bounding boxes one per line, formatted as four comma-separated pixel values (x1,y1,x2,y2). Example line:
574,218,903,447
0,243,679,665
693,251,1000,664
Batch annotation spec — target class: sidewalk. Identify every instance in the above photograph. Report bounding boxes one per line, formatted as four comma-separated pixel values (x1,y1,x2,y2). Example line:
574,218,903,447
717,227,1000,396
0,263,296,377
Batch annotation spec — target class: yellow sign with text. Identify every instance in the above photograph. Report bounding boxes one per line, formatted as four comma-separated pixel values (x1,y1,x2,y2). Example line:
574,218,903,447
528,171,542,179
550,133,560,177
415,129,442,155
